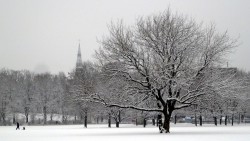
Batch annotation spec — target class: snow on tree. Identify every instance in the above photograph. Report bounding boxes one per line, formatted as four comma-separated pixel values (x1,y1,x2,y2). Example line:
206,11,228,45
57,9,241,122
5,70,21,124
95,63,135,127
87,9,242,133
18,70,36,123
0,69,79,125
0,69,11,125
69,61,99,127
34,73,55,124
56,72,73,124
0,69,23,125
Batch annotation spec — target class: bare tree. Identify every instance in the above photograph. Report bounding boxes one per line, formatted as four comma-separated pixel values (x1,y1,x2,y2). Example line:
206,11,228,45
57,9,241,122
34,73,54,125
89,10,240,133
96,65,133,127
70,62,99,127
0,69,80,125
0,69,23,125
0,69,11,125
57,72,72,124
19,71,35,123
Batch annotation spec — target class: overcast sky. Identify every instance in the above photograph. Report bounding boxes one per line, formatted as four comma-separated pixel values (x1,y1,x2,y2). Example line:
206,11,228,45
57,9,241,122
0,0,249,74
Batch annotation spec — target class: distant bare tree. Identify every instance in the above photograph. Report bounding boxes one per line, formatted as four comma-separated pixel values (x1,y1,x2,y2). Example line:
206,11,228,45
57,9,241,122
0,69,11,125
57,72,72,124
34,73,54,125
96,63,134,127
19,71,35,123
70,62,99,127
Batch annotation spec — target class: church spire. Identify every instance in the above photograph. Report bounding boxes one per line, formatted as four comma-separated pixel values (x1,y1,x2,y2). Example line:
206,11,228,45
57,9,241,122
76,42,83,69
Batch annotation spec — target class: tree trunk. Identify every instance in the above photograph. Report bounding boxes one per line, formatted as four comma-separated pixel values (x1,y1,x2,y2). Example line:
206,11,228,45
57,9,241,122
143,118,146,128
62,114,65,124
116,121,119,128
12,114,16,124
152,119,155,126
225,115,227,125
242,113,245,123
24,107,29,123
220,110,222,125
238,113,240,124
163,114,171,133
199,115,202,126
231,114,234,126
43,106,47,125
108,113,111,128
174,115,177,124
65,116,68,124
156,117,158,127
116,111,120,127
214,116,217,126
74,114,77,122
220,116,222,125
25,113,29,123
50,113,53,121
1,113,6,126
84,115,87,128
194,113,197,126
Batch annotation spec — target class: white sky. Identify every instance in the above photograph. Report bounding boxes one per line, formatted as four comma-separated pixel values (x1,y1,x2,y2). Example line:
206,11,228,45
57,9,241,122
0,0,249,74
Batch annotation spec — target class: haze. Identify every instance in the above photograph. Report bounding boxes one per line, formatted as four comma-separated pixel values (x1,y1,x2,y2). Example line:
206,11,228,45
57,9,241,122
0,0,249,74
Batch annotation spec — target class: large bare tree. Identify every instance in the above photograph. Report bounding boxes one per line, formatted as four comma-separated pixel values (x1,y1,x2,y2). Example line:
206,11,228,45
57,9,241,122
87,10,239,133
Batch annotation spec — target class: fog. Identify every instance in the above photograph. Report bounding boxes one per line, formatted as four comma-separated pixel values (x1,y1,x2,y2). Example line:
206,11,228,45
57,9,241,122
0,0,249,73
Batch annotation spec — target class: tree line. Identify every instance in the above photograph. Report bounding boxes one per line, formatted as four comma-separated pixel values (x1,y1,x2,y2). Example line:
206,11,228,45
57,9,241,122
0,63,249,129
0,69,72,125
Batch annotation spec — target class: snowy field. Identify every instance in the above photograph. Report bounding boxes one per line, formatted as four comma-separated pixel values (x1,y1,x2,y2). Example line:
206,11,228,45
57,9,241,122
1,124,250,141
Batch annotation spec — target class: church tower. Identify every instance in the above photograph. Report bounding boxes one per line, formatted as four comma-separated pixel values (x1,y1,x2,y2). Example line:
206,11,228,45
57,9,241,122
76,43,83,71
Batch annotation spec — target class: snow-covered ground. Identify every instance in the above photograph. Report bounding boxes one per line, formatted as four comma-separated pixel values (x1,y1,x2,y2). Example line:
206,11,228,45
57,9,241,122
1,123,250,141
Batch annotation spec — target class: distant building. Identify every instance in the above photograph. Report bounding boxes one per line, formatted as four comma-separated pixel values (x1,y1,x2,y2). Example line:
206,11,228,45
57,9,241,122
75,43,83,74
